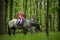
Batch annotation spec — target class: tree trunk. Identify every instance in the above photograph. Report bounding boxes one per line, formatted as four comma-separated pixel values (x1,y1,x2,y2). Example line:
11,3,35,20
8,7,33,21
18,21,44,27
39,0,42,23
23,0,28,18
58,0,60,31
5,0,8,33
35,0,38,22
46,0,49,37
10,0,13,20
53,1,55,31
0,0,5,34
30,0,32,19
49,0,53,31
44,0,46,10
49,14,53,31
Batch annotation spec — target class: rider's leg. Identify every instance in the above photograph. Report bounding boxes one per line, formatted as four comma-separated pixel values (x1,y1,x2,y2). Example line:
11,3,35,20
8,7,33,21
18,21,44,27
16,19,19,24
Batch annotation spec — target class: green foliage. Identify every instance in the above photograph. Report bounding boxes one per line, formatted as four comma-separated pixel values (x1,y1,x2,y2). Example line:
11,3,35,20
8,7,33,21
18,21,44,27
5,0,59,32
49,6,58,13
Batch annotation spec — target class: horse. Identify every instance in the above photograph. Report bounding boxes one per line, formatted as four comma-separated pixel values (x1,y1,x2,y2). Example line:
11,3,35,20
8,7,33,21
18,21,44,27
8,19,28,35
8,19,42,35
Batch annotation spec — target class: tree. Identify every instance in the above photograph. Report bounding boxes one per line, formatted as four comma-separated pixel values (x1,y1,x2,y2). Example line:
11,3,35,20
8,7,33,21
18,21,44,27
10,0,13,20
39,0,42,24
52,0,56,31
49,14,52,31
14,2,18,18
35,0,38,22
5,0,8,32
23,0,28,18
30,0,32,19
0,0,5,34
58,0,60,31
46,0,49,37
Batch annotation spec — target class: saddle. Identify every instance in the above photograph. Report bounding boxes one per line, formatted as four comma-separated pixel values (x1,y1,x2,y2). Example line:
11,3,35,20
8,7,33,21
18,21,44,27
16,19,24,26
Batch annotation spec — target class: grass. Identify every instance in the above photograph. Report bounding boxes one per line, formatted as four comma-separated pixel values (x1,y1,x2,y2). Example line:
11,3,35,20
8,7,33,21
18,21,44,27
0,32,60,40
49,32,60,40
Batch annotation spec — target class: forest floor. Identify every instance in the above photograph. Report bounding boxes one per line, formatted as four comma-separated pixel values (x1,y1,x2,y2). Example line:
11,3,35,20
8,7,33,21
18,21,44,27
0,32,60,40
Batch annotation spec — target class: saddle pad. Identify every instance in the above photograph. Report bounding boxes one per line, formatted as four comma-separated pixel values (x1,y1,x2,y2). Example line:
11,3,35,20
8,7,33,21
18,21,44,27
16,19,23,26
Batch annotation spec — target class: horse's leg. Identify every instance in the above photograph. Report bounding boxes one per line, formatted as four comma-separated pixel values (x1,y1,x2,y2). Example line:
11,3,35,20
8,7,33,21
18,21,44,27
35,25,38,32
22,20,27,35
36,24,40,31
25,28,28,34
39,25,42,32
12,27,16,35
30,26,35,34
22,25,27,35
8,26,11,36
33,24,37,32
23,27,27,35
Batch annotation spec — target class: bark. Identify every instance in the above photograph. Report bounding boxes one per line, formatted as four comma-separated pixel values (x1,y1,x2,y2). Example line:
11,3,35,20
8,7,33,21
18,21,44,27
0,0,5,34
5,0,8,32
46,0,49,37
58,0,60,31
10,0,13,20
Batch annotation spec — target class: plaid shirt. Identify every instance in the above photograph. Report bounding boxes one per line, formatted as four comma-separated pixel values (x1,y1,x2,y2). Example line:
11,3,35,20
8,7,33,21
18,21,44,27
18,13,25,20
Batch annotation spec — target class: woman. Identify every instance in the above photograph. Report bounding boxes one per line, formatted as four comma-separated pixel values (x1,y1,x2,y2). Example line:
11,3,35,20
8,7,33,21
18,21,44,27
31,15,36,22
18,12,25,20
17,12,25,25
